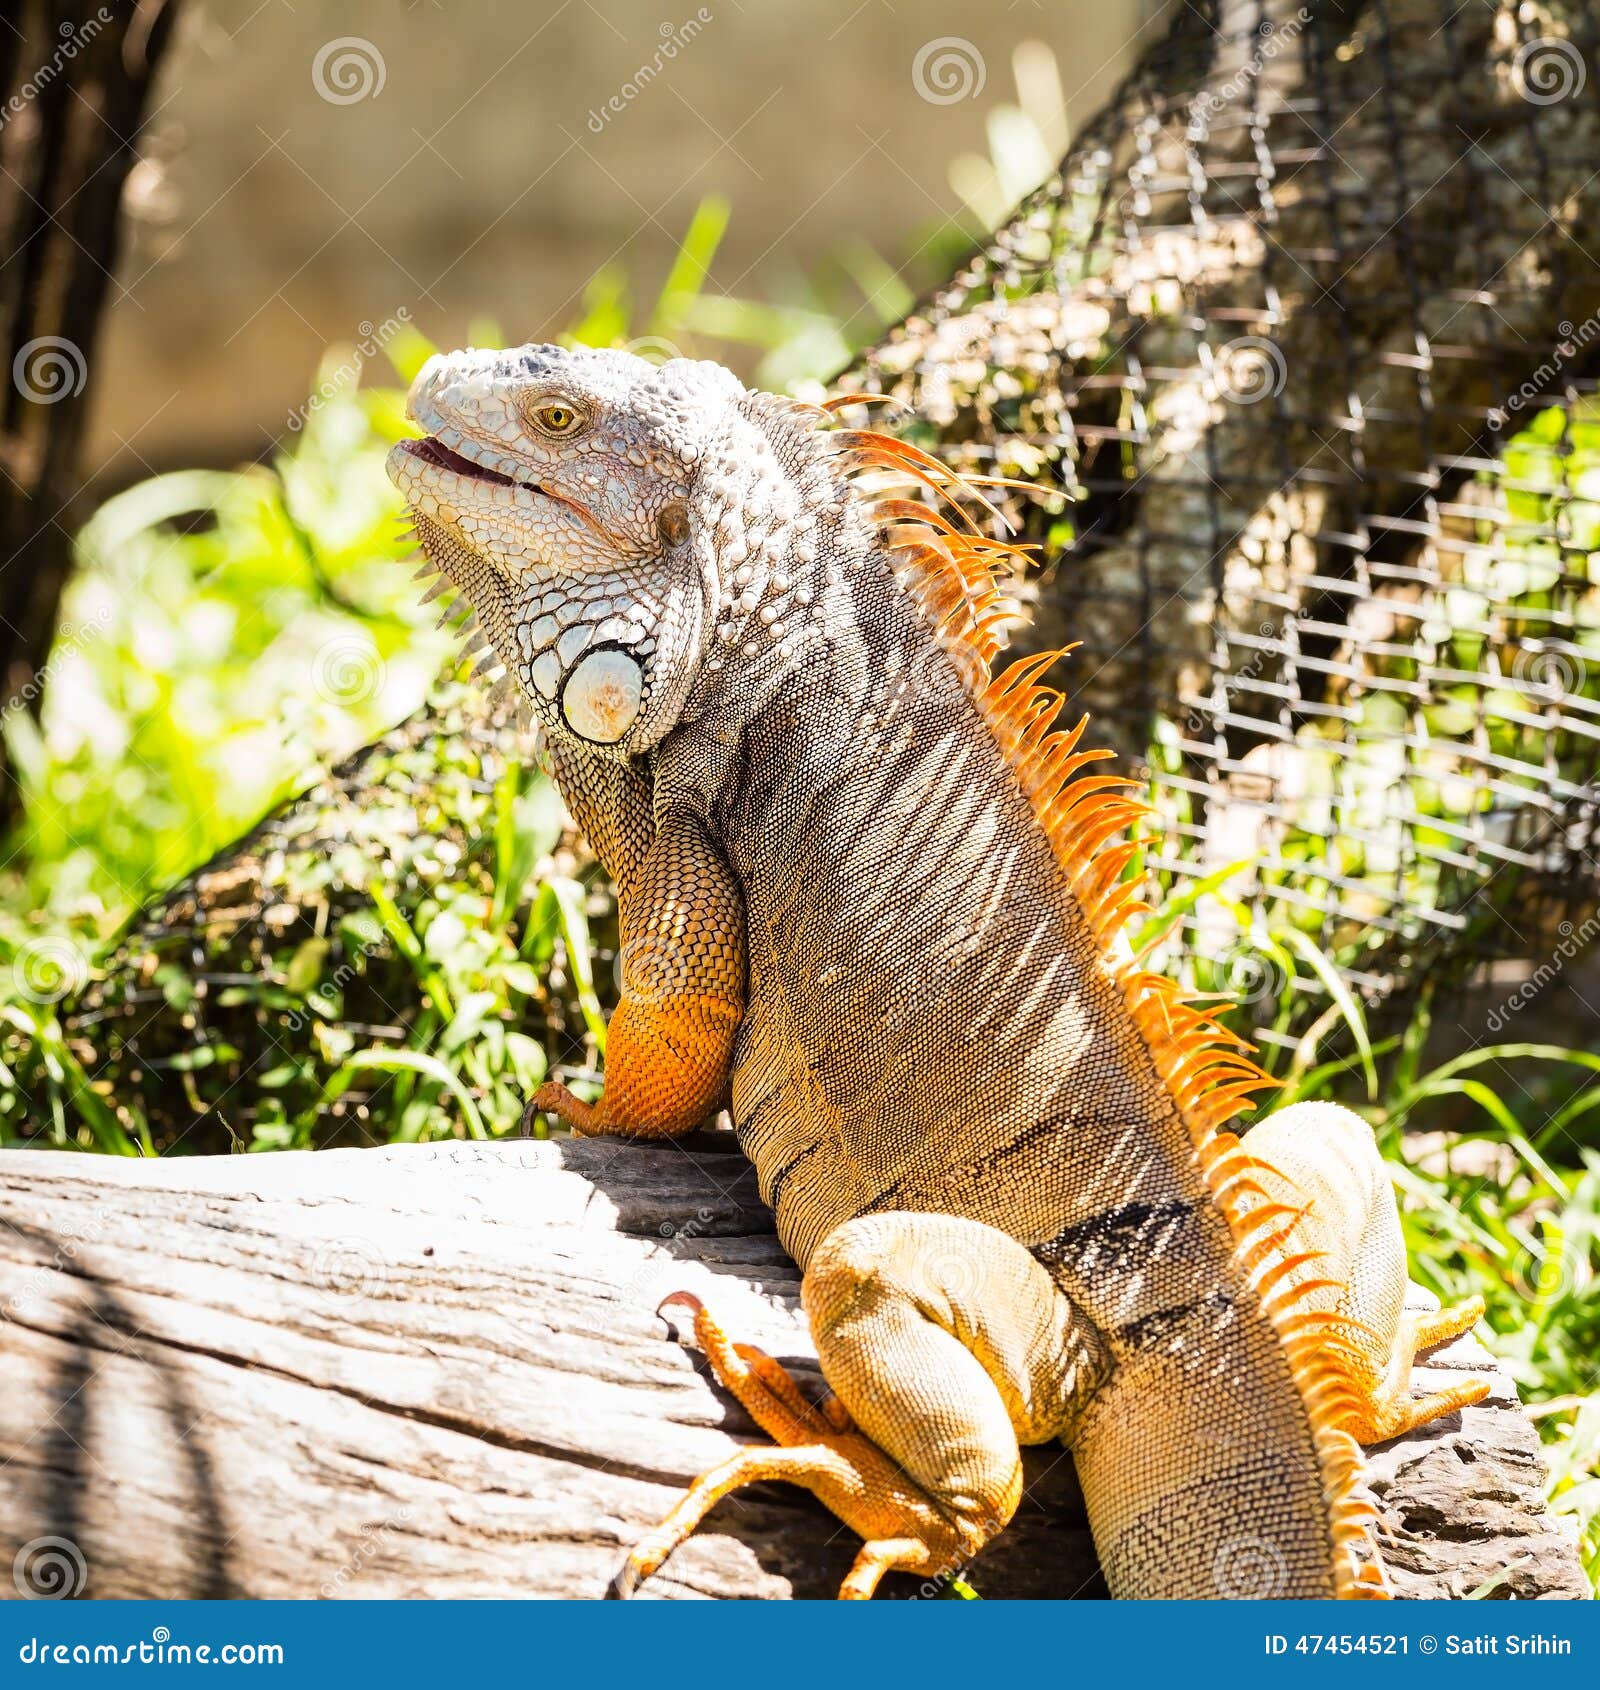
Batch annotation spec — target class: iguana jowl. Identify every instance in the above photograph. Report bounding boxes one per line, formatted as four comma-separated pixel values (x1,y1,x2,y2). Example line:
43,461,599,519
388,345,1490,1600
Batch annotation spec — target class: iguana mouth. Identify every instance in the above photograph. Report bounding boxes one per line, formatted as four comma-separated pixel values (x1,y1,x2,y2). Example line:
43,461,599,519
399,434,636,553
401,435,523,489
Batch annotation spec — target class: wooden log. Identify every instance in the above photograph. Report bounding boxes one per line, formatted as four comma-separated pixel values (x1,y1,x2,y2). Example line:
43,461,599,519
0,1140,1586,1600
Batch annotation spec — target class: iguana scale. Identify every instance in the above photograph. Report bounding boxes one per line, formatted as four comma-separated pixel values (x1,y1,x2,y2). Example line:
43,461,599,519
387,345,1490,1600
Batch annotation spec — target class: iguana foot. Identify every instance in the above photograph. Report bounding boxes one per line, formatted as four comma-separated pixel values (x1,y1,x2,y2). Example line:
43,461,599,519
521,1081,597,1135
1349,1295,1491,1444
609,1292,965,1599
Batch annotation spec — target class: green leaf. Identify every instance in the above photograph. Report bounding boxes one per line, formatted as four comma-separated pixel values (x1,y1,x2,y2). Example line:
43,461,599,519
325,1049,487,1141
549,876,607,1055
285,936,332,996
1275,927,1377,1100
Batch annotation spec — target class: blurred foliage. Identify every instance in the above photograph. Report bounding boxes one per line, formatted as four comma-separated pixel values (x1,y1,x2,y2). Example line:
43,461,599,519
0,44,1594,1585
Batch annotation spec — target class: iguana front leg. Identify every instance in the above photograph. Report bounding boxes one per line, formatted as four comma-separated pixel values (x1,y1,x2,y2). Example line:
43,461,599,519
613,1214,1107,1598
531,746,746,1139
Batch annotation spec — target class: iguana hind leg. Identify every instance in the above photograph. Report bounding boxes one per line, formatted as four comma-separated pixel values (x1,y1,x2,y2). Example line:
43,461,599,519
612,1215,1107,1599
1243,1101,1492,1444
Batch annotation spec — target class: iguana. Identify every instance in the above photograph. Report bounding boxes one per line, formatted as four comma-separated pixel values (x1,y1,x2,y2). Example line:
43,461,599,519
387,344,1491,1601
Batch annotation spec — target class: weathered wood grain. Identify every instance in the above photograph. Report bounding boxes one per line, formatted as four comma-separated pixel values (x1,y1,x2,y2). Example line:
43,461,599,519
0,1141,1585,1600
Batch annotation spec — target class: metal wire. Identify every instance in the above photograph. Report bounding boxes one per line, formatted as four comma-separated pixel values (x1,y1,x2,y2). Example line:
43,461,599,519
848,0,1600,1037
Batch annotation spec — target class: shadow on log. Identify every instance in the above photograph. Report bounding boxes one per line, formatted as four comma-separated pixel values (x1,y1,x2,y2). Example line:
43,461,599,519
0,1140,1585,1599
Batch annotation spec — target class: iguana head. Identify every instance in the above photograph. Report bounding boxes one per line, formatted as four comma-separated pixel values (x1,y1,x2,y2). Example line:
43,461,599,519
387,343,835,755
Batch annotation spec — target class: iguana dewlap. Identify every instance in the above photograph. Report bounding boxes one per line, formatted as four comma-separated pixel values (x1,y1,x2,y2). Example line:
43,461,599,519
387,345,1489,1600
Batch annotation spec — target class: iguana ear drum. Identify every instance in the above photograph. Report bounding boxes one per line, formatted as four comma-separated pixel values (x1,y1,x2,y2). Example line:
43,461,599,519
656,500,689,547
561,645,644,743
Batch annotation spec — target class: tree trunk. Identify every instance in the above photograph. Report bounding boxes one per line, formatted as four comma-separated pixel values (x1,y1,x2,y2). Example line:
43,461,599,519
0,1137,1585,1599
0,0,177,796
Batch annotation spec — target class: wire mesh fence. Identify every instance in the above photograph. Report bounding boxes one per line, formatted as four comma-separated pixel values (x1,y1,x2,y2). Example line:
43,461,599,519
846,0,1600,1051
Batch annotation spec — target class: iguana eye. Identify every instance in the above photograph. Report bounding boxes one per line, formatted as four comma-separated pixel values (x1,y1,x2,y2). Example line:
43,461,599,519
526,398,585,438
